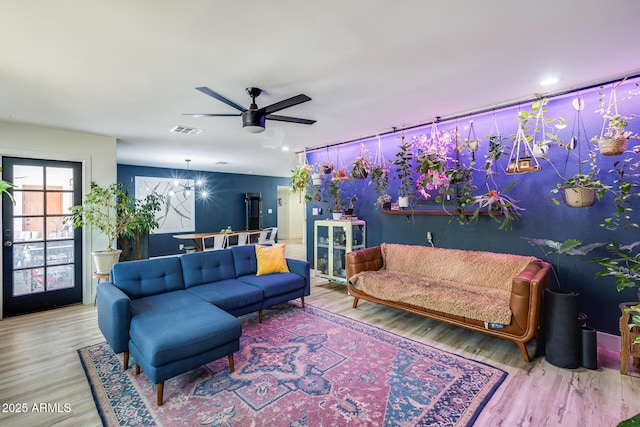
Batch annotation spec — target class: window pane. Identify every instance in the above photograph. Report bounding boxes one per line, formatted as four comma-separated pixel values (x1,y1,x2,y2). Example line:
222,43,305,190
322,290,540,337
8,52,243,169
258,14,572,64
46,240,74,265
46,216,73,239
13,190,44,216
46,167,74,191
13,242,44,268
13,165,44,190
14,217,44,241
14,268,44,296
47,265,74,291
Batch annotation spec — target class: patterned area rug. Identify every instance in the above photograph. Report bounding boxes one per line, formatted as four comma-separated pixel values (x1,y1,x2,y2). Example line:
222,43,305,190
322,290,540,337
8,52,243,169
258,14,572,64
78,304,506,426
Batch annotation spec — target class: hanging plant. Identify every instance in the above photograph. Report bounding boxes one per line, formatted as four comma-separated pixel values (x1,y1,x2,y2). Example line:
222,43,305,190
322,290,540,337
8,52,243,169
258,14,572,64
592,81,640,156
469,182,525,231
414,121,455,196
485,112,505,179
350,143,371,180
391,133,415,208
461,119,480,162
515,97,566,158
290,152,313,202
369,136,390,207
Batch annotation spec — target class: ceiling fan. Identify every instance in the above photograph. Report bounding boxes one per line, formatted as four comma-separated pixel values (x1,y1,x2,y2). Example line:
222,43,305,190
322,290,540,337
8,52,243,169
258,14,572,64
183,87,316,133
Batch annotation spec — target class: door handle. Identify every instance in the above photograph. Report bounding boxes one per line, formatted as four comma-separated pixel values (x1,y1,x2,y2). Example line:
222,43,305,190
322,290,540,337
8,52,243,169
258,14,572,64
4,241,12,247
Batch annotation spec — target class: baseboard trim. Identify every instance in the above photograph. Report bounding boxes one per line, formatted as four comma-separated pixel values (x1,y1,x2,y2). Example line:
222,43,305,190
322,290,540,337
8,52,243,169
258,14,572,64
598,331,620,353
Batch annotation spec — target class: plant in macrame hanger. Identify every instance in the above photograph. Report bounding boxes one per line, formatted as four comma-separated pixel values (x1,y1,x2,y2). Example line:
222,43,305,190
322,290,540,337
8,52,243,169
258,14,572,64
506,105,542,174
319,146,334,175
517,97,566,159
550,96,610,208
485,111,505,180
592,80,640,156
462,119,480,162
414,118,455,199
331,147,349,181
350,143,372,180
290,151,313,202
369,135,391,207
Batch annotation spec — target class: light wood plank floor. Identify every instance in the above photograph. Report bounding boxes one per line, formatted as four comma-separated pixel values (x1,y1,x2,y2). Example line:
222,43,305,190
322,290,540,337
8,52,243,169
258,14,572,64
1,249,639,426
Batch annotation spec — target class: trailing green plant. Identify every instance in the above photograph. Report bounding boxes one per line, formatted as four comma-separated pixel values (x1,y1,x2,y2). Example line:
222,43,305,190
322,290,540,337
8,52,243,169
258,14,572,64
515,96,566,155
592,82,640,143
350,144,371,180
434,163,476,224
603,151,640,230
290,163,313,202
391,134,415,200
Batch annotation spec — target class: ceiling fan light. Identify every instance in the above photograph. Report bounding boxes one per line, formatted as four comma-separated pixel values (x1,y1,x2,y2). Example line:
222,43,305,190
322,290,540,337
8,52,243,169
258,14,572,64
242,110,266,133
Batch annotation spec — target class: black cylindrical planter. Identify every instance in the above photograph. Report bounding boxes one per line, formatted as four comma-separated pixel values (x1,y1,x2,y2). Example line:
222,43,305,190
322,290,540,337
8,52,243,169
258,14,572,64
544,289,580,369
580,326,598,370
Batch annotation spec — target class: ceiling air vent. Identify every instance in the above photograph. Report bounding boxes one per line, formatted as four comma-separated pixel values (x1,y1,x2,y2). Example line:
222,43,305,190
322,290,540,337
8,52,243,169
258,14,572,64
215,161,230,165
170,125,204,135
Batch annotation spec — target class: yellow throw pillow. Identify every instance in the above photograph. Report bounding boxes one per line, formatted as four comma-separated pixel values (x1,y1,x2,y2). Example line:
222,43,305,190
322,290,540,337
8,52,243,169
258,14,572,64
255,244,290,276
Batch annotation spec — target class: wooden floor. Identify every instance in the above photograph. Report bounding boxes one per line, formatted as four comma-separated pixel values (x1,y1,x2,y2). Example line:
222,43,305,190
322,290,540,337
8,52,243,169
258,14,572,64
1,247,639,426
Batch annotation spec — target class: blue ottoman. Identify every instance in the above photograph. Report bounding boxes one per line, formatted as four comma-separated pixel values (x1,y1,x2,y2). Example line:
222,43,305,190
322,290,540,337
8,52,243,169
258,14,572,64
128,290,242,405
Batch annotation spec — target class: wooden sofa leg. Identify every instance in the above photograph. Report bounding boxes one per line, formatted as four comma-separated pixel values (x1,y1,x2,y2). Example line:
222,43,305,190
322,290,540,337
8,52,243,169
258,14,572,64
157,382,164,406
517,341,532,363
123,351,129,370
135,363,141,375
228,354,235,373
258,310,263,323
300,296,305,308
352,297,359,309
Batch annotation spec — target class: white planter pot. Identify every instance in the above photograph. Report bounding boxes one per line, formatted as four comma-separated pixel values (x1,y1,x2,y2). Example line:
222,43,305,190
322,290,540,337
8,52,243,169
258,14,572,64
311,173,323,186
398,196,409,208
92,249,122,275
332,212,343,220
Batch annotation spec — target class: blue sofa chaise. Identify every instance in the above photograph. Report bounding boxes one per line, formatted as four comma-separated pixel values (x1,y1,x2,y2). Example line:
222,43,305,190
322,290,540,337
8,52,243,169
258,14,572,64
96,244,311,405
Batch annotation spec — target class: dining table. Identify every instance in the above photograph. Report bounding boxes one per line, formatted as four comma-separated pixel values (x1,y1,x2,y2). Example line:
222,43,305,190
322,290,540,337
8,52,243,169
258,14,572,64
172,229,263,251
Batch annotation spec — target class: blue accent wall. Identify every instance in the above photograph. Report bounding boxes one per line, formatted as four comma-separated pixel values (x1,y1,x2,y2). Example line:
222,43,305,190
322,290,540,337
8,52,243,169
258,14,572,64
305,79,640,335
118,164,288,257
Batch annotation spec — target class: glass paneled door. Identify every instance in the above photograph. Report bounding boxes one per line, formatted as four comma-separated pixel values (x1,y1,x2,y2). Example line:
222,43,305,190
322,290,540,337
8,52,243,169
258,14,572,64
2,157,82,316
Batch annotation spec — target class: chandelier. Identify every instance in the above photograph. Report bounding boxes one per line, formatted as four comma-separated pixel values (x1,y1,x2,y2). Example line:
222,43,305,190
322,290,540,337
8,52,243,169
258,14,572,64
171,159,208,198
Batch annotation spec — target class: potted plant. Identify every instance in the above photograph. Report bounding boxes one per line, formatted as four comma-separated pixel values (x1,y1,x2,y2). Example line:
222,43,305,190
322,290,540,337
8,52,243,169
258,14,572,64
375,194,392,209
65,182,131,274
551,172,610,208
391,134,415,208
469,182,524,231
327,178,346,219
435,163,476,223
592,241,640,295
413,129,453,196
369,163,389,202
118,187,164,261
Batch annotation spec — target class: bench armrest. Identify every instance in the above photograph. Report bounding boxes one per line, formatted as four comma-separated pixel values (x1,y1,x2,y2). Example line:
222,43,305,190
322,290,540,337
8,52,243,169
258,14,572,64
96,281,132,354
346,246,383,281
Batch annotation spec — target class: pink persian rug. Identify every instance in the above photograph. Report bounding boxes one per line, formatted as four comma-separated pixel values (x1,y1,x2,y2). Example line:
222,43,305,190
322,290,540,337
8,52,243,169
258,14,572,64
78,303,506,426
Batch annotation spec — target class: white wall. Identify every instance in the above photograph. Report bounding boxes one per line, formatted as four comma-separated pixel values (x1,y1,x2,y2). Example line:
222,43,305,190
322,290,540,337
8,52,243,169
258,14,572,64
276,185,305,241
0,120,117,315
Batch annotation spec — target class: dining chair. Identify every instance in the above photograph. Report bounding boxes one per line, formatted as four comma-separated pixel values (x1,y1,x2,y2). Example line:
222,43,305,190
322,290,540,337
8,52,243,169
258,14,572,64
235,232,250,246
201,234,228,251
257,227,277,245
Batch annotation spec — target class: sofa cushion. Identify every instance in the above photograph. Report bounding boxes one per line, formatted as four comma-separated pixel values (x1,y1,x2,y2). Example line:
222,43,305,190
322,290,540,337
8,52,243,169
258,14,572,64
237,272,305,298
180,249,237,289
129,290,241,367
350,269,512,325
111,256,185,299
381,243,537,292
255,244,290,276
231,245,258,277
186,279,264,312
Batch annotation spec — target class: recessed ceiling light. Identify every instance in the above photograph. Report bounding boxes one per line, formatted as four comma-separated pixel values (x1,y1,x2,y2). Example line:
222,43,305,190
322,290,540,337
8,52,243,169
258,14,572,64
540,77,559,86
281,146,290,151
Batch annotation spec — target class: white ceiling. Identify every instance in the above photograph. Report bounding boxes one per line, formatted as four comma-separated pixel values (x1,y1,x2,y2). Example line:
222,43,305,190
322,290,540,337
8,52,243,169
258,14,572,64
2,0,640,177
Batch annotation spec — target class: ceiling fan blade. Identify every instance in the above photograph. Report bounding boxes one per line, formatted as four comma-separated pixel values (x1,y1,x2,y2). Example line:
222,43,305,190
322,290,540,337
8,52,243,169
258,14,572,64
182,113,241,117
266,114,316,125
262,94,311,115
195,87,246,112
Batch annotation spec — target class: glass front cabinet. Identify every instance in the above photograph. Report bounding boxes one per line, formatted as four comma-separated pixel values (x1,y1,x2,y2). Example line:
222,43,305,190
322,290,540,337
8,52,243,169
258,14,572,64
314,219,366,284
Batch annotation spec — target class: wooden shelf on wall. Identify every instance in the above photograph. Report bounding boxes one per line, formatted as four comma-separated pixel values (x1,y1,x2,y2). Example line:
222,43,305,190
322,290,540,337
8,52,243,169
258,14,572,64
380,209,501,216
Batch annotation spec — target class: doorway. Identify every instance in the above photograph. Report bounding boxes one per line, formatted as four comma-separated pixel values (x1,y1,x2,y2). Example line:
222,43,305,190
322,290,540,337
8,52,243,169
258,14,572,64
2,157,82,316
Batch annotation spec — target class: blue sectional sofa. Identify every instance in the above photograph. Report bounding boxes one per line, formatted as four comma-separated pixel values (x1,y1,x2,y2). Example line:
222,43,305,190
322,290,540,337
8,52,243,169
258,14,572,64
96,244,310,405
